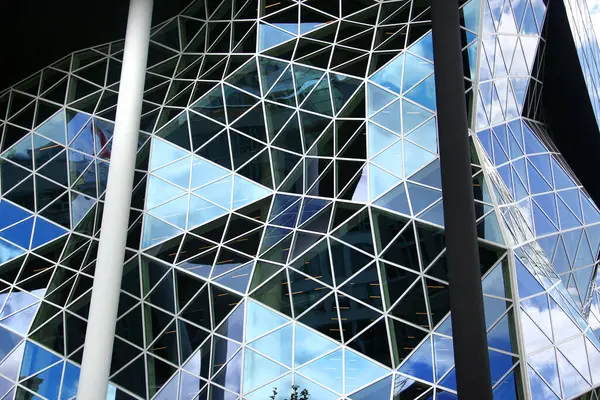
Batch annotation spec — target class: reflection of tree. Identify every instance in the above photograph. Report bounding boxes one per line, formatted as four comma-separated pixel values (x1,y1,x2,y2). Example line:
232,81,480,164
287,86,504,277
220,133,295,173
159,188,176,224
270,385,310,400
24,375,44,395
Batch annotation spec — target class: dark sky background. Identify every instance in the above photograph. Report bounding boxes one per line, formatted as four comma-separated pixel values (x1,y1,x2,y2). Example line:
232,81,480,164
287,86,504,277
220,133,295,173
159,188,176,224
0,0,189,91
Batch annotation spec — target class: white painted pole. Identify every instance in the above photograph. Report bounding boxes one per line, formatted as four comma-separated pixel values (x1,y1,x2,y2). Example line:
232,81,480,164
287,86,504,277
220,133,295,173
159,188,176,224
77,0,153,398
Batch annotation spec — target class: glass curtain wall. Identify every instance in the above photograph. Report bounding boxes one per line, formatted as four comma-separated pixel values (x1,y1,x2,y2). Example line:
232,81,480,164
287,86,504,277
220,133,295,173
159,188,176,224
0,0,599,399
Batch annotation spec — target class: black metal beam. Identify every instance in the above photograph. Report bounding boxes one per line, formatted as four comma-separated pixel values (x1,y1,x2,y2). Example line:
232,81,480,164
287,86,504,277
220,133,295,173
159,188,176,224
430,1,493,399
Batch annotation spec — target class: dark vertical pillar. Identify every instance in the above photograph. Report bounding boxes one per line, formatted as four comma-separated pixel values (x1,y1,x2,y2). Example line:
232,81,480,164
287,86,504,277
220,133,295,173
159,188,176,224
430,1,493,399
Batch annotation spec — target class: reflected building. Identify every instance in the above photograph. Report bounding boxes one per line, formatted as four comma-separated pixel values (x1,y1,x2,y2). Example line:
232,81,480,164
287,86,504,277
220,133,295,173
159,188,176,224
1,0,600,399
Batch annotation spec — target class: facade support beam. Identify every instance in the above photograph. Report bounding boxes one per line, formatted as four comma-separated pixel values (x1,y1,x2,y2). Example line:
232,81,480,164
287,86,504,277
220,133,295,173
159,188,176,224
76,0,153,398
430,1,493,399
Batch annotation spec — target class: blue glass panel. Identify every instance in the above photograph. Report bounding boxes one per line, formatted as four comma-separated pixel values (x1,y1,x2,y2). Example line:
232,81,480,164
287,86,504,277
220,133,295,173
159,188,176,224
3,135,33,170
488,349,515,386
404,75,436,111
294,324,337,367
563,229,581,264
147,176,186,209
520,311,552,353
368,123,399,159
71,193,96,228
179,371,204,400
154,157,191,189
0,291,38,319
419,201,444,225
406,118,437,153
215,351,242,394
71,120,95,155
151,195,188,229
477,130,493,158
483,296,509,330
398,336,434,383
367,83,396,116
482,261,509,298
372,101,401,134
521,295,552,339
585,339,600,384
245,301,288,342
0,341,24,381
558,190,582,220
533,202,558,236
527,367,559,400
462,0,481,32
0,375,11,399
487,312,517,353
557,198,581,230
23,362,63,400
270,200,300,227
349,375,391,399
191,157,229,189
36,110,66,145
581,195,600,223
154,372,179,400
557,336,592,383
215,262,254,294
0,303,40,336
344,349,389,394
299,198,329,225
248,324,293,367
466,42,478,78
19,341,60,379
407,182,441,215
244,373,292,400
0,326,21,362
534,194,558,226
402,53,434,94
0,239,26,264
402,100,432,134
209,384,236,400
408,32,434,62
556,351,590,398
259,24,295,51
66,111,91,143
404,141,436,178
369,164,401,201
551,158,576,190
492,369,518,400
195,176,232,209
0,217,33,249
531,0,547,27
433,335,453,382
373,182,411,216
528,348,561,397
439,367,456,390
515,257,544,298
243,349,288,393
293,373,338,400
59,362,80,400
261,227,292,251
31,217,67,249
371,54,404,94
271,194,298,220
150,138,189,171
522,124,546,154
0,201,31,231
141,214,182,248
233,175,272,209
297,349,343,394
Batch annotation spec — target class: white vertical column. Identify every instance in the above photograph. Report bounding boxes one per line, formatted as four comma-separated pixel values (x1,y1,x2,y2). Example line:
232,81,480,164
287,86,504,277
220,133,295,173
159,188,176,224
77,0,153,398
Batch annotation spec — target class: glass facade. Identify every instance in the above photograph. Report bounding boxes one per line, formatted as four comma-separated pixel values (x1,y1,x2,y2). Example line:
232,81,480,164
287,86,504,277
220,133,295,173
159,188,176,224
0,0,599,399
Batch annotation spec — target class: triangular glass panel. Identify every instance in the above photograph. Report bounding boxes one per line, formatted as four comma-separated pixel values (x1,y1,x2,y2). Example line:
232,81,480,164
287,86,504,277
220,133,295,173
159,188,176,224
242,348,288,393
398,336,434,383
